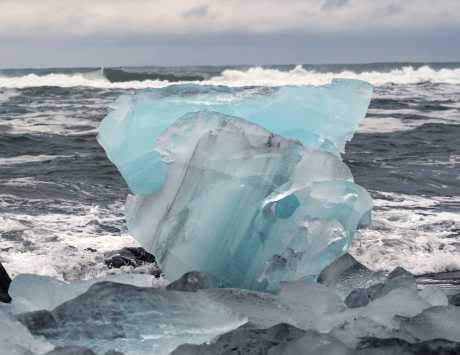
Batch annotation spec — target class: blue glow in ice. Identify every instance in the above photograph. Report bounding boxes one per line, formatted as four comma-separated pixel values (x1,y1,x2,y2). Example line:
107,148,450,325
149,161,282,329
98,80,372,195
98,80,373,290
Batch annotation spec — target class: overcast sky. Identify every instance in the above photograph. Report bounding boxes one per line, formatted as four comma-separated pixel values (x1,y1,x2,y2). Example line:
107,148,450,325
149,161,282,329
1,0,460,68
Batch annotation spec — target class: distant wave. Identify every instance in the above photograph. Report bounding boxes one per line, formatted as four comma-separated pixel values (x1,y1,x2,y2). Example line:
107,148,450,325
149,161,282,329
102,68,204,83
1,65,460,88
208,65,460,86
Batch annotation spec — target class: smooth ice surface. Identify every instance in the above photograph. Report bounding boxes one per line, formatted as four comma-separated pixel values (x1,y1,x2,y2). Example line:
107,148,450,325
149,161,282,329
13,271,455,355
401,306,460,342
123,112,372,289
24,282,245,355
10,273,161,314
418,285,448,307
98,80,372,194
0,305,53,355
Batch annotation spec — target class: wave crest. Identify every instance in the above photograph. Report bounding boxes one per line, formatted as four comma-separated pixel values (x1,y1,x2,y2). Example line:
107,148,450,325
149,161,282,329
0,65,459,88
208,65,460,86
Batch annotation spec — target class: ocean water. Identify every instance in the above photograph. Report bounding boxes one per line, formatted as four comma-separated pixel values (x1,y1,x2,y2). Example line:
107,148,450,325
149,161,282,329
0,63,459,281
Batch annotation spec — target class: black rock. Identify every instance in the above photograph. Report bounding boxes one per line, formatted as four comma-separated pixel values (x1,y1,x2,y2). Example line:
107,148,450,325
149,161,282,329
269,329,353,355
388,266,414,280
105,254,136,268
449,293,460,306
345,288,370,308
17,310,58,331
356,337,460,355
167,271,224,292
171,322,306,355
104,247,156,269
124,247,156,264
0,262,11,303
45,346,97,355
318,253,370,287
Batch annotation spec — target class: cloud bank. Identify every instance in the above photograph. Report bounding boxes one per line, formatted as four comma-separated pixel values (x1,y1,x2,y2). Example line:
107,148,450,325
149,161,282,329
0,0,459,67
1,0,459,38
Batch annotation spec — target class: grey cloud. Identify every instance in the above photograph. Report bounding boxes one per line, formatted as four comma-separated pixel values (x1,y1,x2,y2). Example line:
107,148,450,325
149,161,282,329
383,4,402,16
0,0,459,39
322,0,350,10
183,4,209,18
375,3,402,17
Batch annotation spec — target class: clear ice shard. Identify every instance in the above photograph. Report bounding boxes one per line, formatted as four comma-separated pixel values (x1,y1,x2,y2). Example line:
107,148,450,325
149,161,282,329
98,80,373,290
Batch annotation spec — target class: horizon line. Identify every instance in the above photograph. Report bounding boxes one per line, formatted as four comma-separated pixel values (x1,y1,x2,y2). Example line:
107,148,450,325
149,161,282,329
1,60,460,71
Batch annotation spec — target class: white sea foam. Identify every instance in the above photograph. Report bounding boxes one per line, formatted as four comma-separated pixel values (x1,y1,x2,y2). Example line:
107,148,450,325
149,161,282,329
350,192,460,275
0,198,143,280
358,113,460,133
208,65,460,87
0,154,75,166
0,88,20,103
0,71,170,89
1,65,460,89
1,111,99,135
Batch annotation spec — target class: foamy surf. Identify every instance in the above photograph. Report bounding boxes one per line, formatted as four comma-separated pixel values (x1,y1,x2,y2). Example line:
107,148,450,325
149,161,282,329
1,65,460,88
351,193,460,275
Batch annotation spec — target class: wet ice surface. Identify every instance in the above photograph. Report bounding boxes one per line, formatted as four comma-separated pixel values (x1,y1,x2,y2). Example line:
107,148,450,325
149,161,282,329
0,304,53,355
5,265,460,355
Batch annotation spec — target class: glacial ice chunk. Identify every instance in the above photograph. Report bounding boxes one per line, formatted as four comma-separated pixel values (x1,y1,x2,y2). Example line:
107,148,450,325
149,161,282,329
123,113,372,289
98,80,373,194
98,81,373,290
13,274,451,355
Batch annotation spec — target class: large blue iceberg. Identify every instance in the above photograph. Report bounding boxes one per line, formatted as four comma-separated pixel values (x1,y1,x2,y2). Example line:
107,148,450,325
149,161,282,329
98,79,373,290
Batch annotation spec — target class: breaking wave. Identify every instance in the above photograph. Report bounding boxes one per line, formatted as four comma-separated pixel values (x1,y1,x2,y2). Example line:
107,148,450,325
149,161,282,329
0,65,460,88
209,65,460,86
